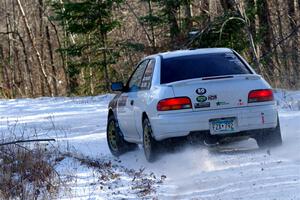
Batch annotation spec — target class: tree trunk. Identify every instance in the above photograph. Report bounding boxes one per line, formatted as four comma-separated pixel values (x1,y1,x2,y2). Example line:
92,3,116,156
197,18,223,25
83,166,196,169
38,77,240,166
0,45,10,98
88,35,94,95
209,0,222,20
234,2,262,74
4,0,14,98
102,38,110,92
256,0,276,81
38,0,47,96
147,0,156,52
183,0,193,32
45,16,70,94
45,25,58,96
165,1,180,49
18,32,34,97
274,0,291,88
287,0,299,88
11,0,25,97
16,0,53,96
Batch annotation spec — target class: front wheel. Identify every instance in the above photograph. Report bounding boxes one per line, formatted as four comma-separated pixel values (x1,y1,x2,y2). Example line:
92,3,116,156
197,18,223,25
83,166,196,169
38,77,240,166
107,115,138,157
255,120,283,148
143,118,159,162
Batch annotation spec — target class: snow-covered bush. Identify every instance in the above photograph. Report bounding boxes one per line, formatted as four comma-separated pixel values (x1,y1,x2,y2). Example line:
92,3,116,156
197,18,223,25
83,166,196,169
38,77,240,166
274,89,300,111
0,142,61,199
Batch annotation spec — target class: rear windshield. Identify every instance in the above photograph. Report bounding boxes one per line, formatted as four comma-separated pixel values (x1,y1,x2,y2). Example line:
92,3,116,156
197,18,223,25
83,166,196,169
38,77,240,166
161,53,252,84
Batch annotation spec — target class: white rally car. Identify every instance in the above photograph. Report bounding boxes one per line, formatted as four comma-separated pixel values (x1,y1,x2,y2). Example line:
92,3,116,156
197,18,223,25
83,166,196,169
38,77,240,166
107,48,282,162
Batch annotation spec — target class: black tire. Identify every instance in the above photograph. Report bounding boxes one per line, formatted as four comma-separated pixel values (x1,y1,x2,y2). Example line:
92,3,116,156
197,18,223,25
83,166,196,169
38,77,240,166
143,118,159,162
107,115,138,157
255,120,283,148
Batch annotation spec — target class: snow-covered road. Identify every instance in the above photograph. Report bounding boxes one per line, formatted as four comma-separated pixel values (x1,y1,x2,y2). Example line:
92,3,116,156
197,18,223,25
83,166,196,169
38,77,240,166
0,91,299,199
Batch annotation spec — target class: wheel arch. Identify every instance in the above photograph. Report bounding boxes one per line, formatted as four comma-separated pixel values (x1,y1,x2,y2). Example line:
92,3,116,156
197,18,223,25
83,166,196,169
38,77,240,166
141,111,157,139
108,108,114,118
142,112,148,122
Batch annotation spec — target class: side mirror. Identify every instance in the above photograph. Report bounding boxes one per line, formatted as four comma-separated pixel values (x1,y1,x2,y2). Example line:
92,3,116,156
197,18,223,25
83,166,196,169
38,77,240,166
111,82,124,92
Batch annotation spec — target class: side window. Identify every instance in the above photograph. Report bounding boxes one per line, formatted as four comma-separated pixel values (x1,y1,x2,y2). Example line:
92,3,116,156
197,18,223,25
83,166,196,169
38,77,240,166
141,59,155,90
128,60,149,91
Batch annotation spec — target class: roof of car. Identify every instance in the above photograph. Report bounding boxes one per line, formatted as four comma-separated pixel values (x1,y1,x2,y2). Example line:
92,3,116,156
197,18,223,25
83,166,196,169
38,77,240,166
152,48,233,59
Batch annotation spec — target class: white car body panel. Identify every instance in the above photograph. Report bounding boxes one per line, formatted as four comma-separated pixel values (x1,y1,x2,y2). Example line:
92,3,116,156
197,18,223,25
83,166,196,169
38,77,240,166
112,48,278,143
150,104,277,140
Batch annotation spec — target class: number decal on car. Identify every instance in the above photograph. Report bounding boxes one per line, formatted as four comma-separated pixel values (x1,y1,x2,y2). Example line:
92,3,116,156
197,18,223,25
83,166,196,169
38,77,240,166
196,88,206,95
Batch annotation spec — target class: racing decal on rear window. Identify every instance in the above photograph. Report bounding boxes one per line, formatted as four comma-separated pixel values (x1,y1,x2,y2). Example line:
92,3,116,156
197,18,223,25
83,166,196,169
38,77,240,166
141,60,155,90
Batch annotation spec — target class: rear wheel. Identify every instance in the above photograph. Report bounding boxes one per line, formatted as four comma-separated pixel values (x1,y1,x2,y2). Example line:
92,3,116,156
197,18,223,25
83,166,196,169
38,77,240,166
255,120,282,148
143,118,159,162
107,115,137,157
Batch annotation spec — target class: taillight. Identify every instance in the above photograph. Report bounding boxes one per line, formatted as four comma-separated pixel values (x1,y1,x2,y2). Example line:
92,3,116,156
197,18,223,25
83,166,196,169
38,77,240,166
157,97,192,111
248,89,274,103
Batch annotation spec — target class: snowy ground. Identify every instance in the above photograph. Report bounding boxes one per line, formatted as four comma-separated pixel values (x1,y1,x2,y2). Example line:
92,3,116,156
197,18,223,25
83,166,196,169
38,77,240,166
0,90,299,199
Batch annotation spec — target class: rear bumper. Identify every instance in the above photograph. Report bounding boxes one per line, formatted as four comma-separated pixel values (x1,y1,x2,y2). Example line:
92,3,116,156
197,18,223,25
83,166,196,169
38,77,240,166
150,104,278,141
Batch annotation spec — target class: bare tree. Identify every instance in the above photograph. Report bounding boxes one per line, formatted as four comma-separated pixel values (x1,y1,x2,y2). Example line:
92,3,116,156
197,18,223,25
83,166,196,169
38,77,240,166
16,0,53,96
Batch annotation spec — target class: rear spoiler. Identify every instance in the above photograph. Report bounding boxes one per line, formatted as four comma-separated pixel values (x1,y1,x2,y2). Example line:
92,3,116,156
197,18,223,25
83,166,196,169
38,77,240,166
165,74,261,87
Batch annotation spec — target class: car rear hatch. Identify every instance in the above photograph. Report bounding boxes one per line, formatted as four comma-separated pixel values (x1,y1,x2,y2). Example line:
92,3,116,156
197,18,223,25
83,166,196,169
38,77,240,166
167,74,267,111
160,51,274,111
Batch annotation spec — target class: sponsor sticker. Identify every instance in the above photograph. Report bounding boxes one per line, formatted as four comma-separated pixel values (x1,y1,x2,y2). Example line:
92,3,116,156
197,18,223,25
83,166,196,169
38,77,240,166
216,101,229,106
195,102,210,108
196,95,207,102
208,95,217,101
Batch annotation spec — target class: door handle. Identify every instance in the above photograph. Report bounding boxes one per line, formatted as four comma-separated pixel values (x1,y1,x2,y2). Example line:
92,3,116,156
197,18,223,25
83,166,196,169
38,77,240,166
130,100,134,106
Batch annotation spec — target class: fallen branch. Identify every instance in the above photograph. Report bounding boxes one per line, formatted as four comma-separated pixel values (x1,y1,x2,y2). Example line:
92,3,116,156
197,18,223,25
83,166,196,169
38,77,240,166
0,138,55,146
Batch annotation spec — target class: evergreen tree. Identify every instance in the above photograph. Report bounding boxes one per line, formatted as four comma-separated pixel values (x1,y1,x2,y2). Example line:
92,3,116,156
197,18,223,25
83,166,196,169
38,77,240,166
52,0,122,94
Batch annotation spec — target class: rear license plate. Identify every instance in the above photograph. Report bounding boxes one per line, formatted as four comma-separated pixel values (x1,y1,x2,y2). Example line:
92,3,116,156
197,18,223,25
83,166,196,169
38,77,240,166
210,118,236,134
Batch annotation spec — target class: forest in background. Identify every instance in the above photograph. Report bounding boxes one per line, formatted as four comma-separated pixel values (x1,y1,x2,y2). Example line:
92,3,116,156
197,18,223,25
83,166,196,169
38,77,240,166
0,0,299,98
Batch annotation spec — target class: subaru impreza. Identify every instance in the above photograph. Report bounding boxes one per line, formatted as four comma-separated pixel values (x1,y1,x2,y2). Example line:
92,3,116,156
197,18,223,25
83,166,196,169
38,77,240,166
106,48,282,162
